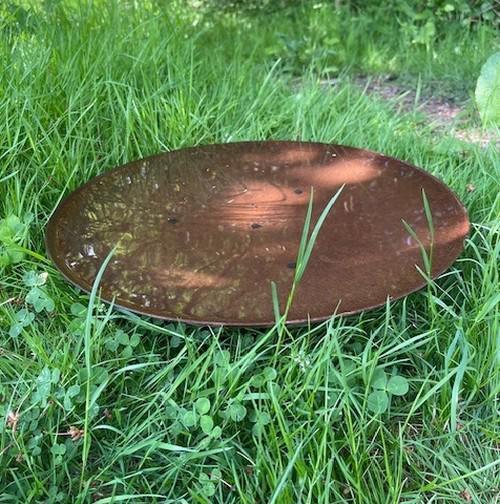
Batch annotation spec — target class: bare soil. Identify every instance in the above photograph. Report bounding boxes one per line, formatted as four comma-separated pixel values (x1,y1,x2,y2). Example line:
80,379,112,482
324,75,498,148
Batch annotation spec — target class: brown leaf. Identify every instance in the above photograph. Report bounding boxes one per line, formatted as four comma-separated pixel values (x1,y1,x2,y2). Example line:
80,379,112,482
68,426,85,441
460,489,472,502
6,411,20,433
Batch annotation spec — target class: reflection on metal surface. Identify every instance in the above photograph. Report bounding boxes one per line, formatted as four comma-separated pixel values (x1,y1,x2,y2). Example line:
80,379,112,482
45,141,470,326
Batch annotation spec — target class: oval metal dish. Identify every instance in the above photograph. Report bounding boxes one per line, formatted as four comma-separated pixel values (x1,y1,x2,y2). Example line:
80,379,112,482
46,141,469,326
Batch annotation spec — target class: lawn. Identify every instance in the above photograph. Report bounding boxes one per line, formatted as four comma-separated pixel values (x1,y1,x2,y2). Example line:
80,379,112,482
0,1,499,503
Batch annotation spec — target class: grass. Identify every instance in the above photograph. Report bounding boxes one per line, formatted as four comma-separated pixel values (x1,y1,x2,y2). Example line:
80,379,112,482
0,1,499,503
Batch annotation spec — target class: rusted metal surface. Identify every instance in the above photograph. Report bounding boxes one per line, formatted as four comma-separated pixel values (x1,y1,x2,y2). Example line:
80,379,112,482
46,141,469,326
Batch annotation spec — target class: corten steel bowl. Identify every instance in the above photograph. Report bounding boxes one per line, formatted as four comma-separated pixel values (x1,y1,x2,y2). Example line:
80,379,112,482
46,141,469,326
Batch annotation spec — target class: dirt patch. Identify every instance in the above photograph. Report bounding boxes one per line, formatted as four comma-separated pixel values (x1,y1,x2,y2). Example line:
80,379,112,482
323,75,498,148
